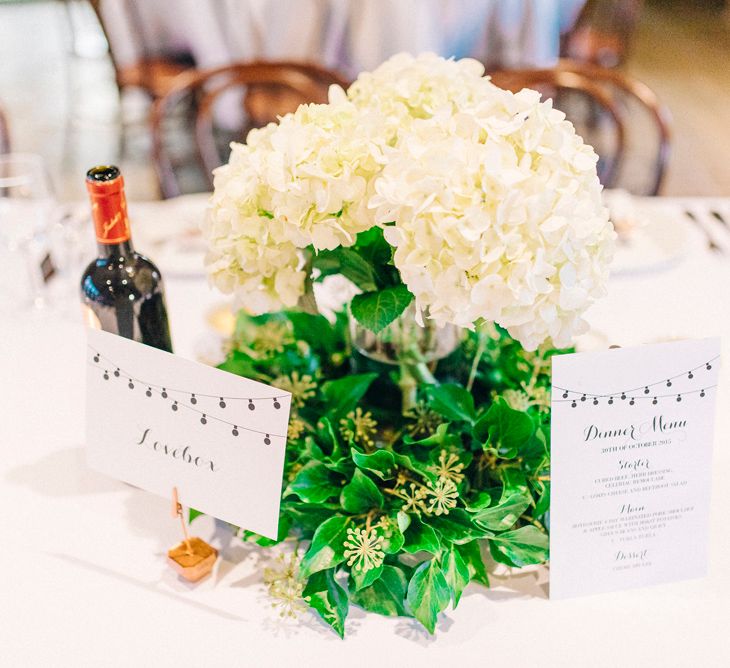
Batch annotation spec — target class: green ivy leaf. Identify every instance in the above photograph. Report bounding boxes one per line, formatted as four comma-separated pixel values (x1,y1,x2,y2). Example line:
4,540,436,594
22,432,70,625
323,456,352,475
500,467,529,497
427,509,490,545
381,518,405,554
350,564,408,617
352,227,399,288
406,559,451,634
353,226,393,269
287,312,342,354
341,469,384,513
489,525,549,567
391,451,420,473
471,492,532,532
321,373,378,416
402,423,456,448
426,384,477,424
475,397,535,457
402,515,440,555
533,481,550,519
314,417,345,461
281,503,339,534
442,544,470,606
464,491,493,512
284,461,341,504
313,248,378,292
350,285,413,334
521,426,550,468
389,451,437,483
300,515,351,578
351,448,396,480
456,540,490,587
350,563,384,591
303,568,349,638
299,436,325,463
335,249,379,292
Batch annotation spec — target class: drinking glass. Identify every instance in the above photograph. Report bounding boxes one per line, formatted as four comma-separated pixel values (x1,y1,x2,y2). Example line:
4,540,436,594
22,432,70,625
46,204,95,314
0,153,57,311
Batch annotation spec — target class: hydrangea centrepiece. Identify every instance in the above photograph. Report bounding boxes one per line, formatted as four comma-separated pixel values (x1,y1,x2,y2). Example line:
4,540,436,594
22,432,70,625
204,52,614,350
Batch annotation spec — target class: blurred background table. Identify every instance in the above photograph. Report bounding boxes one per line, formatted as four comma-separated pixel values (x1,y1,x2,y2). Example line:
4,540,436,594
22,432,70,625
96,0,587,79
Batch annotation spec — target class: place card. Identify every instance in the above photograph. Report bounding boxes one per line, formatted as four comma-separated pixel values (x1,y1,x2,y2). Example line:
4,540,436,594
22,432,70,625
550,338,720,599
85,329,292,540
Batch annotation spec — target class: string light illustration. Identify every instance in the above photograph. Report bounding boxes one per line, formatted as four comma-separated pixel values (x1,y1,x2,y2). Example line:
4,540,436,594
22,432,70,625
553,355,719,408
88,347,287,442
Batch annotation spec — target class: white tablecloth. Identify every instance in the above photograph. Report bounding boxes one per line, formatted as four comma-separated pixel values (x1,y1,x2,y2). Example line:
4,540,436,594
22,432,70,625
1,196,729,666
100,0,587,78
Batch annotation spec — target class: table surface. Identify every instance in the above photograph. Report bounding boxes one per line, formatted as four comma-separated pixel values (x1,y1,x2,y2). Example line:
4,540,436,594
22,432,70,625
2,195,730,667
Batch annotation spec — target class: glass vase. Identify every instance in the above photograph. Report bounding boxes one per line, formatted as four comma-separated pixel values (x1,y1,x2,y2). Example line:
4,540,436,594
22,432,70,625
349,303,462,413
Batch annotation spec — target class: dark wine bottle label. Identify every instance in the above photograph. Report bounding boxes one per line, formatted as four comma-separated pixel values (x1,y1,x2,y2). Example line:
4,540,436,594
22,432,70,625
86,169,132,244
81,165,174,353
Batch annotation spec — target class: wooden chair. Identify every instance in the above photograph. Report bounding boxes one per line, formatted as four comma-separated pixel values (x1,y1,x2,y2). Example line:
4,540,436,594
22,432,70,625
561,0,644,68
489,59,671,195
88,0,195,101
150,62,350,198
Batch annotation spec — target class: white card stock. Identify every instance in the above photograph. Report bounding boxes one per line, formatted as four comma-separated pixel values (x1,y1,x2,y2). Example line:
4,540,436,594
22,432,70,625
86,329,292,539
550,338,720,598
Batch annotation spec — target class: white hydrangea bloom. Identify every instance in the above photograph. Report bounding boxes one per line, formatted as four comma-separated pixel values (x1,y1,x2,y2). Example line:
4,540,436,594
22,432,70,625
203,93,384,312
347,52,493,143
359,55,615,350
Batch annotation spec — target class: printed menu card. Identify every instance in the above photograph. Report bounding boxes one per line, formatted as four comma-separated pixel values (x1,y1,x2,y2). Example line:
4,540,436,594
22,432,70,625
550,338,720,599
85,329,292,540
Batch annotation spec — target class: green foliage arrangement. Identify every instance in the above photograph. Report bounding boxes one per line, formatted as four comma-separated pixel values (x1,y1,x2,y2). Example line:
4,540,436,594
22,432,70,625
206,308,564,637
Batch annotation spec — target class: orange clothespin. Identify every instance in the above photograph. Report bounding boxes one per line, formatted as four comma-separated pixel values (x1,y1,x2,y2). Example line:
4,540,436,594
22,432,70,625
167,486,217,582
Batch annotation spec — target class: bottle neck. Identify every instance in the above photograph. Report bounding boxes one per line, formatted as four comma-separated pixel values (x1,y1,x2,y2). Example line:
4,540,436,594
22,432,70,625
87,174,133,248
97,239,135,258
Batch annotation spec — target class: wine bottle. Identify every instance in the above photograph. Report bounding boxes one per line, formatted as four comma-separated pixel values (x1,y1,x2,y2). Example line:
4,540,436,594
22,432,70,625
80,165,173,352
